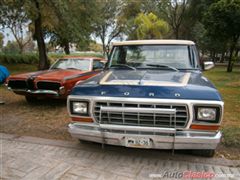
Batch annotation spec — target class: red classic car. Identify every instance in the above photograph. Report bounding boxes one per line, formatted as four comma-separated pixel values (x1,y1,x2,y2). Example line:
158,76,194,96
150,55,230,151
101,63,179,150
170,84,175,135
6,56,106,102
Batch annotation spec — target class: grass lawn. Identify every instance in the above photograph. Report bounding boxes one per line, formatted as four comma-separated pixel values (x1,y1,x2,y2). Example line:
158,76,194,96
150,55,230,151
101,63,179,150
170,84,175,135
0,63,239,159
204,67,240,148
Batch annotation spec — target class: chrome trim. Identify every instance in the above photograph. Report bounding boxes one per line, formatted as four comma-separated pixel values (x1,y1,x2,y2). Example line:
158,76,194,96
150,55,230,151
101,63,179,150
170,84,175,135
67,96,224,130
203,61,215,70
100,106,176,114
8,87,59,96
59,86,65,95
99,124,176,133
68,122,222,149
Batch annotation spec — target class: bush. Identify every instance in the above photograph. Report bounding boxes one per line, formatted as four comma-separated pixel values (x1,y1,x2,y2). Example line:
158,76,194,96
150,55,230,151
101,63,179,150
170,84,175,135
0,53,39,64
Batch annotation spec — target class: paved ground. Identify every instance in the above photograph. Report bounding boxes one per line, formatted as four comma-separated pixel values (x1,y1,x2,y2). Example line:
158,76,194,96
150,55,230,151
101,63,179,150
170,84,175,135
1,133,240,180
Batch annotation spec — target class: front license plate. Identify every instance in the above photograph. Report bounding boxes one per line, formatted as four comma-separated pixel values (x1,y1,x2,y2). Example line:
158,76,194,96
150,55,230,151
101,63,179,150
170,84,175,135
125,137,151,148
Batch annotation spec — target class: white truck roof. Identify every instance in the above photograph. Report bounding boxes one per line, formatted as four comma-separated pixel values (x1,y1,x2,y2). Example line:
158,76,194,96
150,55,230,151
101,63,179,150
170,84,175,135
112,39,195,46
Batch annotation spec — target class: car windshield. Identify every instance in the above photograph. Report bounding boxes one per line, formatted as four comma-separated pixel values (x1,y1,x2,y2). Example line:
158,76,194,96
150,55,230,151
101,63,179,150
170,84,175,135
109,45,194,70
51,59,91,71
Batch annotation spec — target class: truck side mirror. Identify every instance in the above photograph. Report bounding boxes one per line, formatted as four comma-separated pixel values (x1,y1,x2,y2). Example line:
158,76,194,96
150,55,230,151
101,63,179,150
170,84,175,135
203,61,215,71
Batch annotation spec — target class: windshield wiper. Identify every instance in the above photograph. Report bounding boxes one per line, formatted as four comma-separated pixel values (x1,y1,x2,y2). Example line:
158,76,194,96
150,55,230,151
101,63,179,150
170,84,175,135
146,64,179,71
110,64,136,70
66,68,79,70
51,67,62,70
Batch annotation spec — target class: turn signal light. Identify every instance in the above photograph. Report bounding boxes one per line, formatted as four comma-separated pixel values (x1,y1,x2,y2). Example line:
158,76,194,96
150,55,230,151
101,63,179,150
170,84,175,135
71,117,93,123
190,124,220,131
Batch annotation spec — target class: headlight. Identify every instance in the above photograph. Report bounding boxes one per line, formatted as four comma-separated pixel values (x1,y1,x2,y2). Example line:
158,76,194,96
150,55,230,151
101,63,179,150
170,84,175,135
197,108,216,121
194,106,221,123
70,101,89,116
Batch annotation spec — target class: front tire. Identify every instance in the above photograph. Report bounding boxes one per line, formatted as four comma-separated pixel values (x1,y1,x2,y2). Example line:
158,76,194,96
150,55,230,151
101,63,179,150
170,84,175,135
25,96,38,103
192,149,215,157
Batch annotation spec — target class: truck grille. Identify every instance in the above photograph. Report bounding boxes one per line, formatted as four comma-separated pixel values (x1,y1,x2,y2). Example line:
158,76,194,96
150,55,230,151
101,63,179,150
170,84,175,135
93,101,189,128
37,81,61,90
8,80,27,89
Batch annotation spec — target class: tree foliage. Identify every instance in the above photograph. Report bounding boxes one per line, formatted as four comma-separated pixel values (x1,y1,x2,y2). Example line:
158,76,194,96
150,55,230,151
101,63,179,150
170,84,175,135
0,0,31,54
2,40,19,53
93,0,124,56
119,0,159,40
158,0,188,39
134,13,169,39
203,0,240,72
46,0,97,54
1,0,239,72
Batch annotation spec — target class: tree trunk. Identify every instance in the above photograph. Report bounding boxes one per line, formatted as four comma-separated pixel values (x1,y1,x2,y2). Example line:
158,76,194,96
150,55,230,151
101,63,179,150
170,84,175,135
213,52,216,63
175,28,179,39
220,52,225,63
102,44,106,57
227,36,239,72
64,42,70,55
34,0,49,70
227,46,234,72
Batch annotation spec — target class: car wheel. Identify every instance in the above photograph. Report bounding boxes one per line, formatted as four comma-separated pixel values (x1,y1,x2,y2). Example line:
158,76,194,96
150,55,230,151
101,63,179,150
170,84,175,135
25,96,38,103
192,149,215,157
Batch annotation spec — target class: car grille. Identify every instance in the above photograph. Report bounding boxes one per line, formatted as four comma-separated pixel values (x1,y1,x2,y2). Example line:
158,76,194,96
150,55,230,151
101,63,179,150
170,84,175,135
93,101,189,128
8,80,27,89
37,81,61,91
26,78,35,90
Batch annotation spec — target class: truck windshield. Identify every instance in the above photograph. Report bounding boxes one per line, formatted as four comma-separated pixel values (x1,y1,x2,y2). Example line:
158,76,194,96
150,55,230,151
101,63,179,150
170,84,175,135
109,45,194,69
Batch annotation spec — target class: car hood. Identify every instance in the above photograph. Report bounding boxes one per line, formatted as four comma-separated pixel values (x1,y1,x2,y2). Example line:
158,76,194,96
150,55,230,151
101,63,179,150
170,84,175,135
8,69,87,82
71,70,222,101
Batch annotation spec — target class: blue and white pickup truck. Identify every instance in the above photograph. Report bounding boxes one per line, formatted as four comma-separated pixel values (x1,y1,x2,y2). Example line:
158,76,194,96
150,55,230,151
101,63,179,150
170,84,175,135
67,40,223,157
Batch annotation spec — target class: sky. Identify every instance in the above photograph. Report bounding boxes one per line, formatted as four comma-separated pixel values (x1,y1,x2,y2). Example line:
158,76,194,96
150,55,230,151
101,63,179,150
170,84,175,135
1,29,15,46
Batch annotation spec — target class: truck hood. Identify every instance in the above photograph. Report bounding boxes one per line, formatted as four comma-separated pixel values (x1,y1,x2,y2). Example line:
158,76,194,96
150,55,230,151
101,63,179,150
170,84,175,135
9,69,87,82
71,70,222,101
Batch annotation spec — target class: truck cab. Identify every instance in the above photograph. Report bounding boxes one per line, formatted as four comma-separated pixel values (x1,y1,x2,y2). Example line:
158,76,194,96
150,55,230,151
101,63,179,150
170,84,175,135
67,40,223,157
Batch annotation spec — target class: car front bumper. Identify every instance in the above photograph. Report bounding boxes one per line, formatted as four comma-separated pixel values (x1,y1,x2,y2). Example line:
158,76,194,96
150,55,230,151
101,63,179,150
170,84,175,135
8,87,59,96
68,122,222,150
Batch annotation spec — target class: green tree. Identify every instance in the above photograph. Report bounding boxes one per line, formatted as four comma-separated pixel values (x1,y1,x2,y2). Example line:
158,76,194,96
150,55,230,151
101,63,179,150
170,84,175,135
134,13,169,39
0,0,31,54
27,0,49,69
3,40,19,53
46,0,96,55
158,0,189,39
93,0,124,56
119,0,159,40
203,0,240,72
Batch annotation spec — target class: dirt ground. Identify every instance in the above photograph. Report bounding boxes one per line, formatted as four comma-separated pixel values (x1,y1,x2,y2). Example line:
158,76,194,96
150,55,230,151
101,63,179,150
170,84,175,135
1,88,240,160
0,89,72,141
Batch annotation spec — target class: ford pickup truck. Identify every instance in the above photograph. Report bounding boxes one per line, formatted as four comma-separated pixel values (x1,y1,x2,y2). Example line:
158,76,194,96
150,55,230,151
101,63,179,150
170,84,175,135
67,40,223,157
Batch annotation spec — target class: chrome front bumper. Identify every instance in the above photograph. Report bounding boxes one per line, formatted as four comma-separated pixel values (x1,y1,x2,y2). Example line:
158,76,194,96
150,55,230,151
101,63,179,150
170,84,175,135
8,87,59,96
68,122,222,150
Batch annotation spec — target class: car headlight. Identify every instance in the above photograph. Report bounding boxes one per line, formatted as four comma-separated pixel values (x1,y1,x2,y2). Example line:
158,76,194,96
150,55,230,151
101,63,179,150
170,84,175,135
70,101,89,116
194,106,221,123
197,108,216,120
